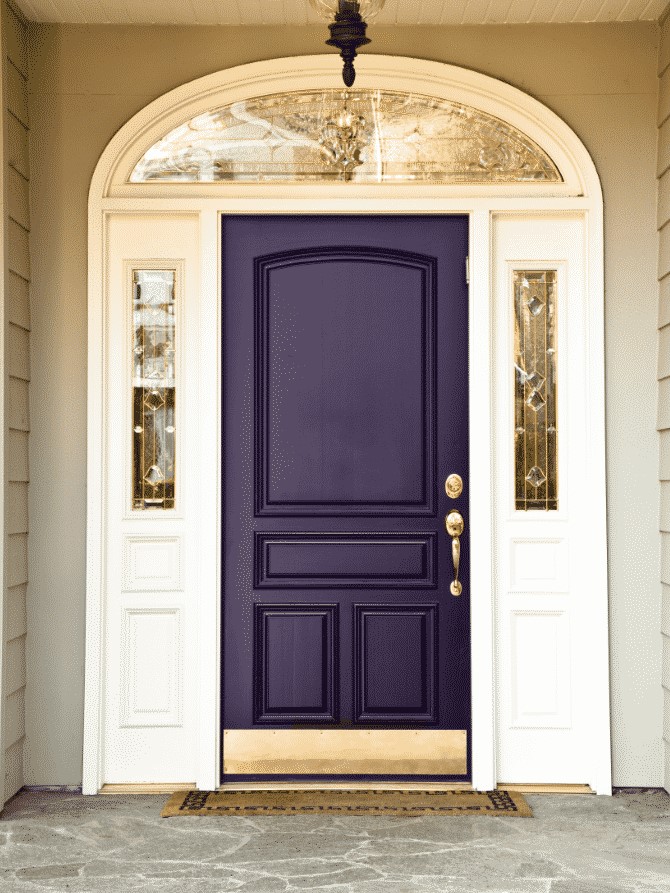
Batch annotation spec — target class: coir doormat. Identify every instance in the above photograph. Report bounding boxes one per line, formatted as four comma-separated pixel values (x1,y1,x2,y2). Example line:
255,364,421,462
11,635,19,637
162,788,532,817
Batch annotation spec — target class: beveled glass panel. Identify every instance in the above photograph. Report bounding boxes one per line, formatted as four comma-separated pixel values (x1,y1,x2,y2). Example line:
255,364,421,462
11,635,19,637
132,270,176,510
130,89,562,184
514,270,557,511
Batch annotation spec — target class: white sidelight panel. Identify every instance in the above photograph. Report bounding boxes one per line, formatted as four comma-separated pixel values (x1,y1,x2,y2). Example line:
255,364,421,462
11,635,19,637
101,215,200,785
493,214,606,787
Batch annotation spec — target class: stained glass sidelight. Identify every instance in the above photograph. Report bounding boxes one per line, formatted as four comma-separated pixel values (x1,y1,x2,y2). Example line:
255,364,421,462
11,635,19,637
514,270,557,511
130,89,562,185
132,270,176,510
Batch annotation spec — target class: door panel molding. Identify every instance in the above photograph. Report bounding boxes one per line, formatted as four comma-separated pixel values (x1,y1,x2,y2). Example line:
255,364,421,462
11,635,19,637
253,246,437,517
253,604,339,724
354,604,439,724
254,532,438,590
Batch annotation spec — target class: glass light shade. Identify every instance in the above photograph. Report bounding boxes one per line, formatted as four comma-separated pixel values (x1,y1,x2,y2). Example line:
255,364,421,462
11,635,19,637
309,0,386,21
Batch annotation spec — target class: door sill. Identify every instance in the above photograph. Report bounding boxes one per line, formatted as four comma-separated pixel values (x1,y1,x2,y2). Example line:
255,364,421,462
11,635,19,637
218,781,474,792
98,782,593,795
99,783,195,795
498,783,594,794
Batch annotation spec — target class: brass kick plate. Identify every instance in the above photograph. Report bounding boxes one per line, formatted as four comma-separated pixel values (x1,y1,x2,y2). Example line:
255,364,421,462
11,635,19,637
223,729,467,775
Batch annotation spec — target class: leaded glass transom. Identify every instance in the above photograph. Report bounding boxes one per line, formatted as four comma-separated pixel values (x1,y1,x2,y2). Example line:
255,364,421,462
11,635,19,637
130,89,562,184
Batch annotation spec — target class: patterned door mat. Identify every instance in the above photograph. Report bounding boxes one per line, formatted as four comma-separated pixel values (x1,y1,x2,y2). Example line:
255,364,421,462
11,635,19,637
162,788,532,817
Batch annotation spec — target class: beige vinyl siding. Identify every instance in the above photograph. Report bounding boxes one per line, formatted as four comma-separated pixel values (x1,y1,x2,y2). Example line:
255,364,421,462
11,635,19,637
659,9,670,795
2,0,28,804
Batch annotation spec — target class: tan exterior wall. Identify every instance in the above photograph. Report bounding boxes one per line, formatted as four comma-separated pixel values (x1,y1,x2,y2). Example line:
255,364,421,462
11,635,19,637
3,0,28,804
25,21,662,786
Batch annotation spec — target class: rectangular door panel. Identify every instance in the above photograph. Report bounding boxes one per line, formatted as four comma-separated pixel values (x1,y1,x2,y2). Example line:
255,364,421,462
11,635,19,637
255,532,437,589
256,248,436,516
354,604,438,723
253,604,338,724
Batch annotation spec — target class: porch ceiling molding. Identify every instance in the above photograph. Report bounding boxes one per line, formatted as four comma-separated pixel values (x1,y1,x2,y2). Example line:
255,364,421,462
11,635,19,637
93,55,600,201
12,0,668,26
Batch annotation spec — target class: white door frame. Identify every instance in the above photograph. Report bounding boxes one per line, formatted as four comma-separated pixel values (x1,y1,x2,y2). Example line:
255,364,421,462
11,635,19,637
84,55,610,794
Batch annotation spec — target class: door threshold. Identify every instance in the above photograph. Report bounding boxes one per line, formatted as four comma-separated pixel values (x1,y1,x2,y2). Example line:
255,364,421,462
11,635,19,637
98,782,593,795
498,783,594,794
99,783,195,795
218,781,473,792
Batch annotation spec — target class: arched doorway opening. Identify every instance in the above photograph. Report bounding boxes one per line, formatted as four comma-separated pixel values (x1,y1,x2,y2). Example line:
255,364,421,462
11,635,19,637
84,55,610,794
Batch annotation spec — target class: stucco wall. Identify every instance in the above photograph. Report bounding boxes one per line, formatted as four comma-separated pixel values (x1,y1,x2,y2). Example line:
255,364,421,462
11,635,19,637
25,22,661,786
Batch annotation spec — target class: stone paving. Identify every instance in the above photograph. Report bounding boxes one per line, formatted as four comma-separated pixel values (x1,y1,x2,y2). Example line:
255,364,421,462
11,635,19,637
1,789,669,892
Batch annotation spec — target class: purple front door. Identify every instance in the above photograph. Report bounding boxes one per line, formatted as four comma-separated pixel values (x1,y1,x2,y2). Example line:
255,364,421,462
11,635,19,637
222,215,470,780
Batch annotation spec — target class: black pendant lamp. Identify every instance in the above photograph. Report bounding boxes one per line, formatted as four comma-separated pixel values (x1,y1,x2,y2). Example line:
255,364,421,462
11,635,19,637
309,0,386,87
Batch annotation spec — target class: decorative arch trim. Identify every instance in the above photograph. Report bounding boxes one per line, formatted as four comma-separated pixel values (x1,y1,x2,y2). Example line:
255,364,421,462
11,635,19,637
85,53,610,797
91,55,599,199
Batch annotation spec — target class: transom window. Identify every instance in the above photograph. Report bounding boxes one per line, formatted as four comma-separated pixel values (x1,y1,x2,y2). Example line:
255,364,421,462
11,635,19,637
130,89,562,185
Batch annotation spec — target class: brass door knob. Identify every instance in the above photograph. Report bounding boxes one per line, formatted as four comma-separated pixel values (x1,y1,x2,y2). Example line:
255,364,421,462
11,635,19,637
446,510,464,538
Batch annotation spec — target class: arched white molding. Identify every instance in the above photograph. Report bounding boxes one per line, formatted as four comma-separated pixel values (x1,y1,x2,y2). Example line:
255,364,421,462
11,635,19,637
86,54,610,797
91,55,598,200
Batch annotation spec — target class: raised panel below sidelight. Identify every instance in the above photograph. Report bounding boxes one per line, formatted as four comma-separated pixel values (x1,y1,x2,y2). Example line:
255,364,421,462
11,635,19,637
510,610,571,729
122,536,182,592
510,539,568,593
354,604,438,723
120,608,182,728
254,604,338,724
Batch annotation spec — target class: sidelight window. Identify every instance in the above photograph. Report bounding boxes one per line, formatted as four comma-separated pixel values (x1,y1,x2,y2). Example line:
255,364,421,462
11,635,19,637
513,270,557,511
132,269,176,510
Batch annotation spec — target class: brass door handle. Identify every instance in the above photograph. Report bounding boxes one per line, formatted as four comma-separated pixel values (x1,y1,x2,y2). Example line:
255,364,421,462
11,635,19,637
446,510,465,596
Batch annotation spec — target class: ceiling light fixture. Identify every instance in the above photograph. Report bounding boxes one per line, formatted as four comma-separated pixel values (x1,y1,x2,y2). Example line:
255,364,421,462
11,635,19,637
309,0,386,87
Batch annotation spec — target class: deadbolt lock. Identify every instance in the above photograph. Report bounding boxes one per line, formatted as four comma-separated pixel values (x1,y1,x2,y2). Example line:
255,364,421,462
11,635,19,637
445,474,463,499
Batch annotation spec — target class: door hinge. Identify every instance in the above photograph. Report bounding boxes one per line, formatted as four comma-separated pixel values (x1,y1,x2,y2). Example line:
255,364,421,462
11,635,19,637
465,256,470,285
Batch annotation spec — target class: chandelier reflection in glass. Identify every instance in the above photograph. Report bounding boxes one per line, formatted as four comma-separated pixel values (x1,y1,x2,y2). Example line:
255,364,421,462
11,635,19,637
318,96,368,177
309,0,386,87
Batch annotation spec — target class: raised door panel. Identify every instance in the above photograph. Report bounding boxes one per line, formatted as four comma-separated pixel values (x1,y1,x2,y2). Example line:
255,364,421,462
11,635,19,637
354,605,438,723
255,532,437,589
255,248,436,516
254,605,338,723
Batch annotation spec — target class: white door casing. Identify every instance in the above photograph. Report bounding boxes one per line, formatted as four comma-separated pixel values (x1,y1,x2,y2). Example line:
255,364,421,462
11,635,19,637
84,55,611,794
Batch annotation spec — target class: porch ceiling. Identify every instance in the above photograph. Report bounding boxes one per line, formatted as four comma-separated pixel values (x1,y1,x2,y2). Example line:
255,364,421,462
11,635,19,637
10,0,668,26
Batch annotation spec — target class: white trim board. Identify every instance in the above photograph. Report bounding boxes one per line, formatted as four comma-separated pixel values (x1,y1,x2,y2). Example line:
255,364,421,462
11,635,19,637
84,55,611,795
